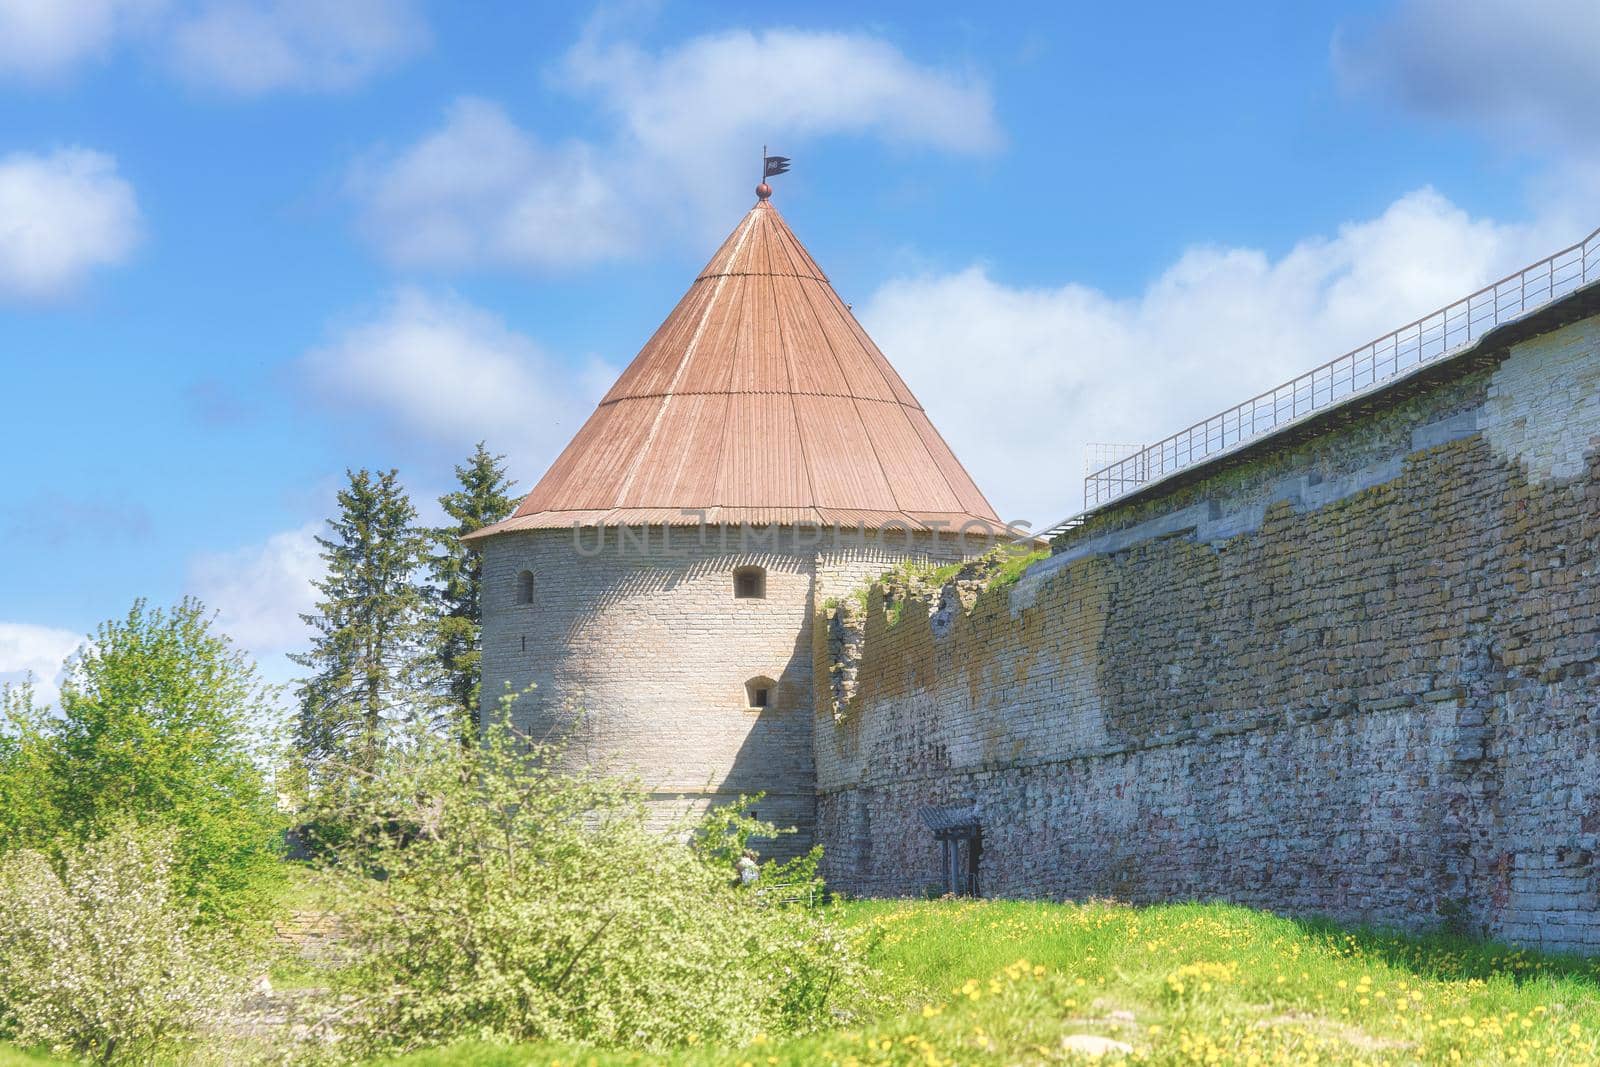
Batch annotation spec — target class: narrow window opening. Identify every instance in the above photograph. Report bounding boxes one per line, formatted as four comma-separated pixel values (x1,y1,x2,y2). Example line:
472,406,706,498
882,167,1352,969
516,570,535,605
733,565,766,599
520,634,526,652
744,676,776,710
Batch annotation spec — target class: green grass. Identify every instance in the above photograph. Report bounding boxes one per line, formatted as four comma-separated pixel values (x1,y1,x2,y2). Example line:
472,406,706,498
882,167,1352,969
880,548,1048,629
14,897,1600,1064
921,560,966,587
989,547,1049,588
266,860,326,912
377,898,1600,1066
0,1047,56,1067
261,861,347,991
845,546,1052,630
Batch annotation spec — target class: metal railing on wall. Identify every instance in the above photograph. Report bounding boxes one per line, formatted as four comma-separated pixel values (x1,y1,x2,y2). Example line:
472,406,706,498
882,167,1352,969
1080,224,1600,511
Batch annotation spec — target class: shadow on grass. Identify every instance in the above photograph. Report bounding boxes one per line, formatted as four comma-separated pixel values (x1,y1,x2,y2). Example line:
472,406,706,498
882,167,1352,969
1291,913,1600,988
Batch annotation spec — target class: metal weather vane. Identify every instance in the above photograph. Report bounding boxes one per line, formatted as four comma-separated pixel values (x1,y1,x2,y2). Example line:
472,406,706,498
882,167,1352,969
757,145,790,199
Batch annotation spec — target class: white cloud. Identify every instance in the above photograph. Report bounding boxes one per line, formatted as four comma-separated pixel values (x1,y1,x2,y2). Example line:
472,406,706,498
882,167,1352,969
169,0,427,94
301,288,614,469
354,27,999,270
351,98,632,270
1336,0,1600,153
0,0,160,81
563,26,1000,169
0,148,141,301
0,0,422,90
187,522,320,657
861,188,1569,525
0,622,84,706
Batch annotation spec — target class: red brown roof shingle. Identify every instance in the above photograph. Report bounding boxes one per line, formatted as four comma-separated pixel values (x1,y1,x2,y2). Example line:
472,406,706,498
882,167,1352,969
469,196,1001,539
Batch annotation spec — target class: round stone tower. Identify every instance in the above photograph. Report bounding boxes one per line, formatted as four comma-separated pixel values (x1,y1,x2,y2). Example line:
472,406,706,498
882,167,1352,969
467,187,1003,855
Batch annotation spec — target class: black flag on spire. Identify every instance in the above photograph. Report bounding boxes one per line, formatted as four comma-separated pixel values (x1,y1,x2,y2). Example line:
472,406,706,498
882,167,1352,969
763,154,791,178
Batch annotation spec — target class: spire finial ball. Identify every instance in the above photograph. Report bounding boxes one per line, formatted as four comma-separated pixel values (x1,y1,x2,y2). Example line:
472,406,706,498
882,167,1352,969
755,181,772,201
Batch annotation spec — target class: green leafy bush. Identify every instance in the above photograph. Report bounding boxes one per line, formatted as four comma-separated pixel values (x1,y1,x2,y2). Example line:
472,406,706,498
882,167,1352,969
690,792,826,901
0,827,242,1065
0,599,285,923
315,716,869,1060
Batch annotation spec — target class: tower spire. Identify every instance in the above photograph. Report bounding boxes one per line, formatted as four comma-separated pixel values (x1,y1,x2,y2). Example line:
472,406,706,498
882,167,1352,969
462,191,1000,540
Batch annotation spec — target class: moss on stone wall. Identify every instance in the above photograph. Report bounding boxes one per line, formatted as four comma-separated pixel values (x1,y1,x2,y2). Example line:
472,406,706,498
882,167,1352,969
814,312,1600,954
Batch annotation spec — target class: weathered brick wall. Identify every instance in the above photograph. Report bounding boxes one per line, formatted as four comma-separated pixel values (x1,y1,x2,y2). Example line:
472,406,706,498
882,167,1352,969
815,308,1600,952
479,525,982,858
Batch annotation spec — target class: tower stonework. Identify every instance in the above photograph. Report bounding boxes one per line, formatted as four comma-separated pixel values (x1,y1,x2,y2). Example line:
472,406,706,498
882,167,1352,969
469,193,1004,855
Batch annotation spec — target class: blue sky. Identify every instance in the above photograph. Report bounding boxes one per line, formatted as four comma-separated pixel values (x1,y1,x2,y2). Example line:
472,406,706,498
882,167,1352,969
1,0,1596,694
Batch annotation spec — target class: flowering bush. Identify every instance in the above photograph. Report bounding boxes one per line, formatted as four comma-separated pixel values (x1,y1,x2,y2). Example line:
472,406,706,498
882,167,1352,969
314,715,870,1060
690,791,826,900
0,827,242,1065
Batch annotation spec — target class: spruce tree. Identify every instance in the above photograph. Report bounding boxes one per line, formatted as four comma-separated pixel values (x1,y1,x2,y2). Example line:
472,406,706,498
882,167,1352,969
430,442,518,738
292,468,434,772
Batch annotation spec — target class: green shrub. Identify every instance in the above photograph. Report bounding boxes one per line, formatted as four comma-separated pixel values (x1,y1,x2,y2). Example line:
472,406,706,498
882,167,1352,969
0,599,286,923
691,793,826,902
315,716,870,1060
0,827,242,1065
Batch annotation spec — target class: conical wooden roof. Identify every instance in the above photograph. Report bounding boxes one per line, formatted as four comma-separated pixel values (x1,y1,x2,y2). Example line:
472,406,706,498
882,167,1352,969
470,195,1001,538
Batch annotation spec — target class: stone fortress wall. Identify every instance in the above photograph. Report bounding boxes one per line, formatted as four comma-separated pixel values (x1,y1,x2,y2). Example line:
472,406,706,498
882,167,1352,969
812,292,1600,952
479,525,988,858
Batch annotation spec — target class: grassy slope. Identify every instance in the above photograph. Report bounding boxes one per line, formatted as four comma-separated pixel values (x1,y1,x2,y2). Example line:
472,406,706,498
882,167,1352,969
383,899,1600,1066
11,897,1600,1064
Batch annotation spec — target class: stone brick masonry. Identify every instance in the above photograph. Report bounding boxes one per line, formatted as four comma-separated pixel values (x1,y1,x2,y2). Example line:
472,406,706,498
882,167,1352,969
815,300,1600,953
480,525,984,859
